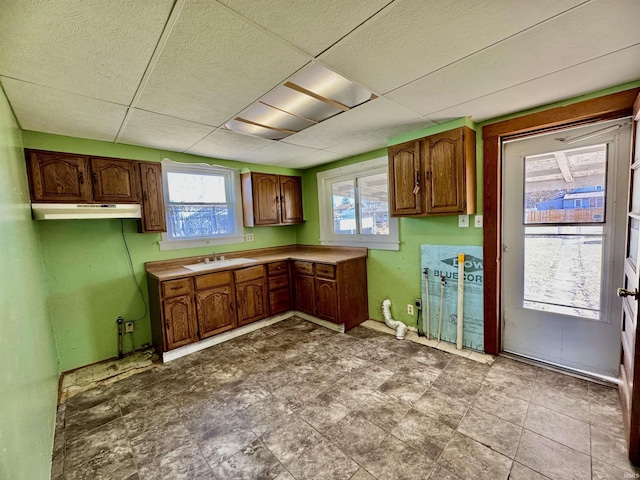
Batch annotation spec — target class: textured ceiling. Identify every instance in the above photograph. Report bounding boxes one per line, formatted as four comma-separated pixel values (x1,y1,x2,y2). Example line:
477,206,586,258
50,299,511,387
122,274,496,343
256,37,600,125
0,0,639,169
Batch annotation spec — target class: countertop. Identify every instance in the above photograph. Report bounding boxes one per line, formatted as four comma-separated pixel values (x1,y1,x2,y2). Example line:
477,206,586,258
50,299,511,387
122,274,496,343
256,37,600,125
145,244,368,281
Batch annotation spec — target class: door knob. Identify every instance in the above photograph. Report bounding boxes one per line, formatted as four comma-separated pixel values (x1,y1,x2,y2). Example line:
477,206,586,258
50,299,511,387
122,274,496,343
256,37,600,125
617,288,639,299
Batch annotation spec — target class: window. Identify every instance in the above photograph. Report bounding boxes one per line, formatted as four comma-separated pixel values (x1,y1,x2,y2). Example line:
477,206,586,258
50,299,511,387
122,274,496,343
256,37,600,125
159,159,244,250
317,157,399,250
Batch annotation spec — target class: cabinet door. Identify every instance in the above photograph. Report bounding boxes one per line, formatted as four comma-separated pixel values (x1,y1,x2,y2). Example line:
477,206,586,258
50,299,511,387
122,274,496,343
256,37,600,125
253,173,280,225
27,150,91,202
388,141,423,216
424,128,465,214
139,162,166,233
195,286,236,338
236,278,268,326
279,175,303,224
315,278,338,323
294,274,315,315
269,288,291,316
163,295,197,350
90,157,140,203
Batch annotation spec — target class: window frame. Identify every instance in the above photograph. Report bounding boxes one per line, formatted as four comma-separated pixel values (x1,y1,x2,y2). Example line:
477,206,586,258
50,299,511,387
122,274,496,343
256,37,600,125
317,157,399,251
159,159,244,251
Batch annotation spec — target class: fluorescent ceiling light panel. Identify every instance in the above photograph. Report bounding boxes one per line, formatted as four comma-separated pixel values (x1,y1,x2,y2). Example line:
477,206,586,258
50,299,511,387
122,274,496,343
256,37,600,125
225,63,373,140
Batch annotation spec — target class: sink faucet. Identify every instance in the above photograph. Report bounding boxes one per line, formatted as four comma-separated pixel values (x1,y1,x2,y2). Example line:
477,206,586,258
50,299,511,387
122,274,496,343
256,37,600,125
212,251,217,262
204,251,216,264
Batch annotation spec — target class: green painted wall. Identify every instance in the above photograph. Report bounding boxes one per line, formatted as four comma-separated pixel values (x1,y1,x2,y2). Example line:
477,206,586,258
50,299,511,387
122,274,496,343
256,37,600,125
298,81,640,328
296,122,483,328
0,89,59,479
23,131,303,371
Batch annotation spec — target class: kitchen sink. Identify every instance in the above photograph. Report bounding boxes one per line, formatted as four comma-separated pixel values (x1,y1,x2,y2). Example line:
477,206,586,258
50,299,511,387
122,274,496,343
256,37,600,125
183,258,257,272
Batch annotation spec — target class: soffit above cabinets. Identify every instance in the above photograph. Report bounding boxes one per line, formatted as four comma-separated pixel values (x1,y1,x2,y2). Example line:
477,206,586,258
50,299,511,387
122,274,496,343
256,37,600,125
1,0,639,168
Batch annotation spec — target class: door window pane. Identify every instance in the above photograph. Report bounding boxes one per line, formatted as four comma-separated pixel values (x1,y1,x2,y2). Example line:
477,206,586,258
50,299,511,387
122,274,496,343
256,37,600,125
332,180,355,234
524,144,607,224
629,217,639,268
359,173,389,235
523,226,603,320
631,167,640,213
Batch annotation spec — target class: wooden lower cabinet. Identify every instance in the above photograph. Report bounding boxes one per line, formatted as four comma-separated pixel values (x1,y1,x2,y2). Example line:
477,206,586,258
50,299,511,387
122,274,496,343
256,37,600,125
235,265,268,326
195,286,236,338
163,294,198,350
315,278,337,322
147,253,369,355
293,259,368,329
294,273,315,315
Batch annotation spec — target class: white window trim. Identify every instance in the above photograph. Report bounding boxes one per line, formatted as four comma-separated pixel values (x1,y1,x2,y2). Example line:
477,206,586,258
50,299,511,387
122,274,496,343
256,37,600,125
317,157,399,251
159,159,244,251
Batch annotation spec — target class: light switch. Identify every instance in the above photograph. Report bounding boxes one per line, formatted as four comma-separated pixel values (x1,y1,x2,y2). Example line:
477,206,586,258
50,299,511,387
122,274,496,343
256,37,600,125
475,215,483,228
458,214,469,228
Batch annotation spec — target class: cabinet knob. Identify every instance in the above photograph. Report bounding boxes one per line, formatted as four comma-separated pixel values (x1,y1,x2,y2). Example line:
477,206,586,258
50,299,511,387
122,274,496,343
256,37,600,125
78,171,84,184
92,172,97,184
165,320,170,330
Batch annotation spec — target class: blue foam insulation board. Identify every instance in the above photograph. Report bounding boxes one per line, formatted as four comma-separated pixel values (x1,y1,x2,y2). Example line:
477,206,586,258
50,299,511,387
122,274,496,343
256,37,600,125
420,244,484,352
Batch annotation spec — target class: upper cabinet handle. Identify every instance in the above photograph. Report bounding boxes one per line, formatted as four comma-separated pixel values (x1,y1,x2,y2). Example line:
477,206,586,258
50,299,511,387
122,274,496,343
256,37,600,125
78,171,84,184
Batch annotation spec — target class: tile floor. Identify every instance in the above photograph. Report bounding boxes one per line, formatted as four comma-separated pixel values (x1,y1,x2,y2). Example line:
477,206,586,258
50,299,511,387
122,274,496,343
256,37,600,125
51,317,639,480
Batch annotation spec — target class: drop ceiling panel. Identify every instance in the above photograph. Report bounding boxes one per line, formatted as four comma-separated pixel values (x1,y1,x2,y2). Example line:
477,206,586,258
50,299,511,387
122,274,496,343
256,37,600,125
136,0,310,126
428,44,640,124
0,0,174,105
245,142,321,165
319,0,585,94
1,77,127,142
387,0,640,116
186,128,273,161
118,109,214,152
276,149,344,168
215,0,391,56
283,97,431,149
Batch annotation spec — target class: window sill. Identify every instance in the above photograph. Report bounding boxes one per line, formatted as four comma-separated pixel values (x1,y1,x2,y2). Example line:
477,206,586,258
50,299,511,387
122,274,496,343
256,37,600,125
320,239,399,251
159,235,245,251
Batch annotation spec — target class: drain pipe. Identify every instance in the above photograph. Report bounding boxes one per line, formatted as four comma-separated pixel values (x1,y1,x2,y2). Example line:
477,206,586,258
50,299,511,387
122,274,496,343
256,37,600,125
117,316,124,359
381,299,407,340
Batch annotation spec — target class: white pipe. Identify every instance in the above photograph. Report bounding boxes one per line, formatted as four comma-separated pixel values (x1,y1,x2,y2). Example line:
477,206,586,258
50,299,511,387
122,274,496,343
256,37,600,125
457,253,465,350
438,276,445,341
381,299,407,340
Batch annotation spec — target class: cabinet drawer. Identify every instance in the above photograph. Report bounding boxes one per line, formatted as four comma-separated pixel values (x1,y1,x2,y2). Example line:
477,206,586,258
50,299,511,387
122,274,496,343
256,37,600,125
234,265,265,284
268,274,289,290
315,263,336,279
293,261,314,276
194,271,232,291
267,261,288,277
162,278,192,297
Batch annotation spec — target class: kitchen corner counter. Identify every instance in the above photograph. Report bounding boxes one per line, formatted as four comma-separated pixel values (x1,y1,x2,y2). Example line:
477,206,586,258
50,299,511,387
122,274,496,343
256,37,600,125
145,244,368,281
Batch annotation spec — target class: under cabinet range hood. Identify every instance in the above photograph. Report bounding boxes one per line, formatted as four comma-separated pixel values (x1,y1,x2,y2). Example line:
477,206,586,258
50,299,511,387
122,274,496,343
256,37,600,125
31,203,142,220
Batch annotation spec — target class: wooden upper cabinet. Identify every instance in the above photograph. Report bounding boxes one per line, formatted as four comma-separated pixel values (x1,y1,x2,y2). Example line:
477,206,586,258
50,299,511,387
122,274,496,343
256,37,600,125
139,162,166,233
89,157,139,203
241,172,304,226
389,140,423,216
388,127,476,217
27,150,91,202
279,175,303,224
254,173,281,225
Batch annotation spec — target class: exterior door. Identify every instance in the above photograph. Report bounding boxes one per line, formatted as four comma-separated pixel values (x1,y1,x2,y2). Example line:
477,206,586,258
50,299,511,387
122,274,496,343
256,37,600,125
618,93,640,463
502,120,631,378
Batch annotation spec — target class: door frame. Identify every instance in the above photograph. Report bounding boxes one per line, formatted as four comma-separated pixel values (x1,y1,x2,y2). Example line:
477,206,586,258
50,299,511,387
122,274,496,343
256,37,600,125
482,87,640,356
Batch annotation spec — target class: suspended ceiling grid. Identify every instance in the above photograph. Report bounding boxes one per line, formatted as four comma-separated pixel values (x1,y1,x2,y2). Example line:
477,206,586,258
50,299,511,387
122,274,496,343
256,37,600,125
0,0,639,168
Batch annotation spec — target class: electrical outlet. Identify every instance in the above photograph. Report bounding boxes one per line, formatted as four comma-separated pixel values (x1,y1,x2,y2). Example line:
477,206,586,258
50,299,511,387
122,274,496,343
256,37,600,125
458,214,469,228
475,215,484,228
124,321,134,333
414,298,422,310
407,304,414,315
245,233,254,242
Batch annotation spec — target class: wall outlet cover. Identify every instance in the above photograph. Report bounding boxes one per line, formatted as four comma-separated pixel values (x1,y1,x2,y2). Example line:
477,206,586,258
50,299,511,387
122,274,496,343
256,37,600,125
124,321,134,333
245,233,254,242
407,304,414,315
458,214,469,228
